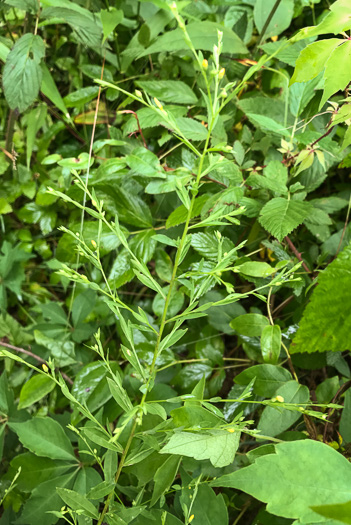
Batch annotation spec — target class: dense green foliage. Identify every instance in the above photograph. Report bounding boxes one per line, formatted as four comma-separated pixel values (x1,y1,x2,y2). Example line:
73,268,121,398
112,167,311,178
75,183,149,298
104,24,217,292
1,0,351,524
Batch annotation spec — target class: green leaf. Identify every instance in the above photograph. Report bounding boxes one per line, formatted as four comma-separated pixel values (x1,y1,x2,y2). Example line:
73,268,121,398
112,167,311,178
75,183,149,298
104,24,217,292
234,364,292,397
0,198,12,215
160,430,240,468
10,453,74,492
34,330,75,367
212,440,351,523
187,485,229,525
0,371,14,415
340,389,351,443
26,104,47,168
4,0,38,12
18,374,55,409
140,21,247,56
57,488,98,519
101,8,123,44
41,3,102,48
261,325,281,365
9,417,76,461
259,197,312,241
254,0,294,38
175,117,208,141
290,39,341,84
136,80,197,105
312,500,351,524
86,480,115,500
3,33,45,113
291,243,351,354
126,147,164,178
191,232,234,261
16,472,76,525
234,261,277,278
230,314,269,337
63,86,100,108
83,427,123,453
293,1,351,41
320,40,351,108
247,161,288,195
166,195,208,229
41,64,68,115
150,455,181,507
107,376,133,413
237,97,294,138
258,380,309,436
95,186,152,228
72,289,95,327
289,76,320,117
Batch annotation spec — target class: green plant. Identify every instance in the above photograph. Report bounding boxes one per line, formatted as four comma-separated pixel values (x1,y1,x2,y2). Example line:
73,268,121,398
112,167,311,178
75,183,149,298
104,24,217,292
2,1,351,524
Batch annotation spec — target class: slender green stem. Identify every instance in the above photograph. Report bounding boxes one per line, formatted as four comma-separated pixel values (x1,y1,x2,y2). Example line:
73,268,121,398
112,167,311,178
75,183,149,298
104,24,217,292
97,418,138,525
96,80,217,524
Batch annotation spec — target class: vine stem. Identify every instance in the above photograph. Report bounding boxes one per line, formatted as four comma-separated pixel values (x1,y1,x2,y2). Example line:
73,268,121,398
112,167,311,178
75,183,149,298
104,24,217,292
0,340,73,385
254,0,282,52
284,236,311,274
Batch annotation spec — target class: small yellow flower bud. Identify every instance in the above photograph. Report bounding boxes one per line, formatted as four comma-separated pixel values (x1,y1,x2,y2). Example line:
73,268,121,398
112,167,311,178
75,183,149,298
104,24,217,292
154,97,163,111
202,59,208,70
135,90,143,98
227,428,235,433
189,516,195,523
276,395,285,403
42,363,49,373
218,67,225,79
91,239,97,249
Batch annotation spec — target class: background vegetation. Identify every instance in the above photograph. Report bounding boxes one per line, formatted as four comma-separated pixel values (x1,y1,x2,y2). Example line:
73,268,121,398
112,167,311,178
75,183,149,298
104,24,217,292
1,0,351,524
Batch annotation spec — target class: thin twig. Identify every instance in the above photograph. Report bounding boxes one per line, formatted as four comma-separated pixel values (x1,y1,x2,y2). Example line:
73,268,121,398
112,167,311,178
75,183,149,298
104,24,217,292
335,193,351,256
284,236,311,274
0,340,73,385
323,379,351,443
119,110,147,148
254,0,282,52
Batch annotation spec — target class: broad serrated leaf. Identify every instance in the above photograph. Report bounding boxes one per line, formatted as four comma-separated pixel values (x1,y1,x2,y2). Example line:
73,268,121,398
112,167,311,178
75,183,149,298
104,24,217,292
259,197,312,241
291,243,351,354
3,34,45,113
211,440,351,523
41,3,102,48
175,117,208,141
